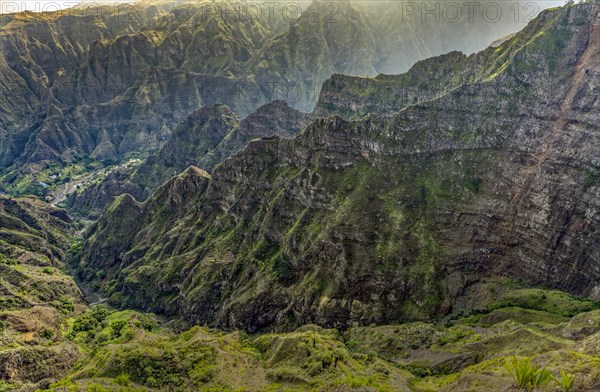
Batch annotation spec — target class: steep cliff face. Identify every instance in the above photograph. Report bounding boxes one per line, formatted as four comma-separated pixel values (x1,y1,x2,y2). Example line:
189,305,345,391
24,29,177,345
0,0,556,191
66,100,310,217
79,3,600,332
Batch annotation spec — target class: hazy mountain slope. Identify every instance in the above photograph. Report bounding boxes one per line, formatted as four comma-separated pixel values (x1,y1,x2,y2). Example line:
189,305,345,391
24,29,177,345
313,4,582,119
0,0,558,193
0,5,170,166
65,100,310,217
352,0,564,74
77,3,600,332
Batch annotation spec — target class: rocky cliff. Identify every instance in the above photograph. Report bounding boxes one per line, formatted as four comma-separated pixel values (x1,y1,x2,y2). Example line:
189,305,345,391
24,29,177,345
66,100,310,217
0,0,555,192
78,2,600,333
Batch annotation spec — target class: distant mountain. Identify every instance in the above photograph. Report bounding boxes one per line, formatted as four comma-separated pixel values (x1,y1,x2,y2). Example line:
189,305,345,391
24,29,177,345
0,0,558,192
67,100,310,217
78,2,600,333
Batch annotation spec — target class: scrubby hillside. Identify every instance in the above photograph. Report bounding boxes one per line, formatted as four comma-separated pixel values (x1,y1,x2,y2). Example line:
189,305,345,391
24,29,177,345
0,196,83,391
26,284,600,391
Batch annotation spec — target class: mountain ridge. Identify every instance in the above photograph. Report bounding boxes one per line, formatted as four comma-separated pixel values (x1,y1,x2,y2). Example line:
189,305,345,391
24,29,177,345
0,0,558,192
77,1,600,333
66,99,310,217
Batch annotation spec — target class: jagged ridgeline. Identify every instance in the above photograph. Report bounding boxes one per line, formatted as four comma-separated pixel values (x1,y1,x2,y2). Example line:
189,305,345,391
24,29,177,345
2,1,600,391
66,100,311,217
0,0,558,193
79,2,600,334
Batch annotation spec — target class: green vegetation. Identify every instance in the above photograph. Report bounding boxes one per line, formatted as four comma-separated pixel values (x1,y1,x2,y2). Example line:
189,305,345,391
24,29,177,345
554,369,576,392
504,356,578,391
491,288,599,317
27,286,599,391
1,193,600,392
505,356,552,390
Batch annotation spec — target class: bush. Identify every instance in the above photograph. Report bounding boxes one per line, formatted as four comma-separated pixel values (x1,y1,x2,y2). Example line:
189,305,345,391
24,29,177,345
91,305,110,322
553,370,575,392
345,339,359,350
0,254,18,265
266,367,309,383
115,373,130,386
73,313,99,332
505,356,552,390
58,297,75,314
110,320,127,338
96,330,112,344
40,328,54,339
273,256,295,285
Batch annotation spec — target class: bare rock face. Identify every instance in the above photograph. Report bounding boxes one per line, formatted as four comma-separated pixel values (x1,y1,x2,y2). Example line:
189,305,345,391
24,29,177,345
78,3,600,333
67,100,310,217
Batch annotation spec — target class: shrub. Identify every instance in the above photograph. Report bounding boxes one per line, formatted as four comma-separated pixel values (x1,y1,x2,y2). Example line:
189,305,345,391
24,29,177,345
87,383,109,392
115,373,130,386
436,335,449,346
0,255,17,265
40,328,54,339
553,370,575,392
273,256,295,285
96,330,112,344
58,297,75,314
91,305,110,322
505,356,552,390
345,339,359,350
73,312,99,332
110,320,127,338
266,367,309,383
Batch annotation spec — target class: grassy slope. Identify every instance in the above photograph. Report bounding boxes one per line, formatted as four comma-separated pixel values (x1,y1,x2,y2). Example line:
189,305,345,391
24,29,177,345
26,283,600,392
